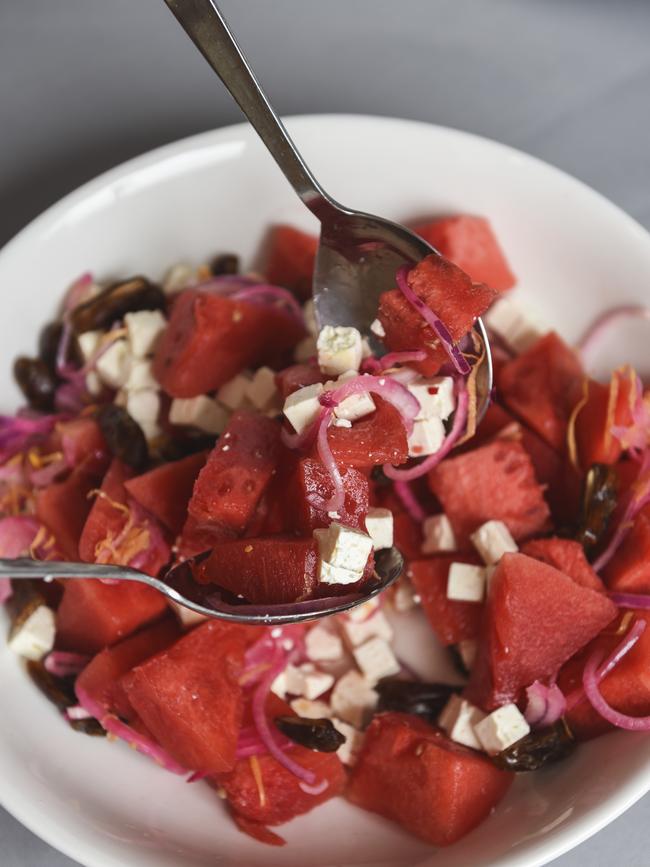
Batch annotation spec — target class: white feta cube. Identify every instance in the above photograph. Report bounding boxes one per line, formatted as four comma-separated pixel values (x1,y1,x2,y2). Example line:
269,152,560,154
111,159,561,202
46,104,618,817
330,670,378,727
305,624,344,661
474,703,531,755
125,359,158,391
369,318,386,339
8,605,55,661
217,373,252,410
169,395,228,434
353,636,401,684
439,695,486,750
294,335,317,363
317,326,363,376
447,562,486,603
458,639,478,672
283,382,324,435
408,376,455,421
318,560,363,586
125,389,161,441
96,338,131,389
77,330,102,363
408,416,445,458
342,610,393,648
484,297,547,354
314,522,374,573
364,507,394,551
303,299,318,337
274,664,334,700
333,417,352,428
124,310,167,358
290,698,332,719
332,718,365,766
169,600,208,629
163,262,194,295
470,520,518,565
421,514,457,554
324,370,375,423
246,366,278,411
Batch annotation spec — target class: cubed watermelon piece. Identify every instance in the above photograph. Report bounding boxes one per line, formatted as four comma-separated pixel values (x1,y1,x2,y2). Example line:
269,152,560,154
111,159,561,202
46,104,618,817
120,621,251,774
497,332,584,451
196,537,320,604
264,225,318,301
409,556,483,646
56,416,109,476
347,712,513,846
371,485,424,561
558,610,650,740
520,537,605,593
125,450,208,536
428,439,550,548
55,580,168,654
414,215,516,292
188,412,281,533
315,398,409,469
35,466,97,560
574,368,636,469
153,289,305,398
465,553,617,710
285,458,369,532
377,254,497,377
604,507,650,594
275,363,324,399
175,515,237,560
75,618,180,721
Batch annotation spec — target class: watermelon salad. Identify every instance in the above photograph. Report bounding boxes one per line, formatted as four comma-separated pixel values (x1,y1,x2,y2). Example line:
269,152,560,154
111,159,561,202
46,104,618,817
3,214,650,849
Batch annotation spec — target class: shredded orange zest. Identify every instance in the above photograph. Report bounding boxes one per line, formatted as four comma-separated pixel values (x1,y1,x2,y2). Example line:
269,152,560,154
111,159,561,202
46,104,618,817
238,662,271,686
26,448,64,470
0,485,34,517
87,488,131,516
88,490,151,566
196,264,212,282
249,755,266,808
616,610,635,636
28,524,57,559
457,331,486,446
566,377,590,473
604,365,637,452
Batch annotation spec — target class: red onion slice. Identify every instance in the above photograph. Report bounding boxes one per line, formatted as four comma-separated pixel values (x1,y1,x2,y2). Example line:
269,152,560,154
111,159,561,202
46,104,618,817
45,651,90,678
577,305,650,365
393,481,426,523
379,350,428,369
524,681,567,728
593,451,650,572
609,592,650,610
583,633,650,731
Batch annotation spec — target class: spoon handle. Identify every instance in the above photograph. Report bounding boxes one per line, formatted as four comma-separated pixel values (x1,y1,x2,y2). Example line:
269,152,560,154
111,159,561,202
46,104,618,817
0,558,149,583
163,0,336,218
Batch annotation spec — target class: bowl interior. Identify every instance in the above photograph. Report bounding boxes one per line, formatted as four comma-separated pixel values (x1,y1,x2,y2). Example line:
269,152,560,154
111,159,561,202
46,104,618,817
1,115,649,867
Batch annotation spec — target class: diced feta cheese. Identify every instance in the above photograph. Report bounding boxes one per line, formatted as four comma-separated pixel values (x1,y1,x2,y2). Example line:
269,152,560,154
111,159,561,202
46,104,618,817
124,310,167,358
273,663,334,700
317,326,363,376
458,639,478,671
96,338,131,389
163,262,195,295
303,299,318,337
305,624,344,661
421,514,457,554
470,520,518,565
369,318,386,339
438,695,486,750
283,382,324,435
364,507,393,551
85,371,102,396
290,698,332,719
474,703,531,754
484,296,547,354
408,376,455,421
77,330,102,363
313,522,374,572
342,610,393,648
330,670,378,727
246,366,278,411
8,605,55,661
125,359,158,391
125,389,161,441
408,416,445,458
332,417,352,428
392,577,419,612
169,600,208,629
332,718,365,766
353,636,401,684
324,370,376,422
294,335,317,363
318,560,363,586
217,373,252,410
169,395,228,434
447,562,487,603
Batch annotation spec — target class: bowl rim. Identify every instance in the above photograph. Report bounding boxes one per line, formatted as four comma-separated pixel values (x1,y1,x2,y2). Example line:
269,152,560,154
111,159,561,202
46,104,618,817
1,113,649,867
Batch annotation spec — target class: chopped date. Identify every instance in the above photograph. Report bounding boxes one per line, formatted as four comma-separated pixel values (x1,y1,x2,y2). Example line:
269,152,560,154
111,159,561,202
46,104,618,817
274,715,345,752
491,720,575,772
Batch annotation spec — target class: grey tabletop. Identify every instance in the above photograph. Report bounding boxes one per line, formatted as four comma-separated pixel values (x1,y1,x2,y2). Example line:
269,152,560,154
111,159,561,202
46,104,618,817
1,0,649,864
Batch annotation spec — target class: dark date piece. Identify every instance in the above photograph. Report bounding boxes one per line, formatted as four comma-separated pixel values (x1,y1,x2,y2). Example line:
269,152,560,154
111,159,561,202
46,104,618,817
274,715,345,752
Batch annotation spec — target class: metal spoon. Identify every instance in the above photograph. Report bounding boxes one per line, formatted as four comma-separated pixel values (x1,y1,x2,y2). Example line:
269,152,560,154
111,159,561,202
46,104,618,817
0,550,403,626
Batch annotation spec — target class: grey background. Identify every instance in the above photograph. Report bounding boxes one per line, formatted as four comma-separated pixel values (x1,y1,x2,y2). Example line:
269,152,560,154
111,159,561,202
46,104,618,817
1,0,649,864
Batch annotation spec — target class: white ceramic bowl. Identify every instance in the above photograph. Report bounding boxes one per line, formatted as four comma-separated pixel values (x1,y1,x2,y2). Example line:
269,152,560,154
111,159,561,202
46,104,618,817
1,115,649,867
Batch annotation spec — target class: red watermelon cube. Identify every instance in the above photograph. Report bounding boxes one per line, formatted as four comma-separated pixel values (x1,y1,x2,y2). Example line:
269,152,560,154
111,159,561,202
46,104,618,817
317,398,409,469
264,224,318,301
275,363,324,398
409,555,483,646
604,507,650,594
465,553,617,710
36,466,98,560
285,458,369,532
377,254,497,377
56,416,109,476
520,537,605,593
428,439,550,548
573,368,636,470
346,712,513,846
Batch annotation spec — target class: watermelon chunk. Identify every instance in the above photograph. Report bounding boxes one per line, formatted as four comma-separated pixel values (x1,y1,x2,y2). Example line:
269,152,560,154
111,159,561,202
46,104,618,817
604,507,650,594
409,556,483,646
520,537,605,593
371,485,424,561
196,537,320,604
574,369,636,469
56,416,109,476
35,466,97,560
264,225,318,301
188,412,281,532
377,254,497,377
465,553,617,710
120,621,251,774
175,515,237,560
497,332,584,451
558,611,650,740
285,458,369,532
125,451,207,536
347,712,513,846
75,618,180,721
275,363,323,399
428,439,550,548
55,580,168,654
414,215,516,292
316,398,408,469
153,289,305,398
